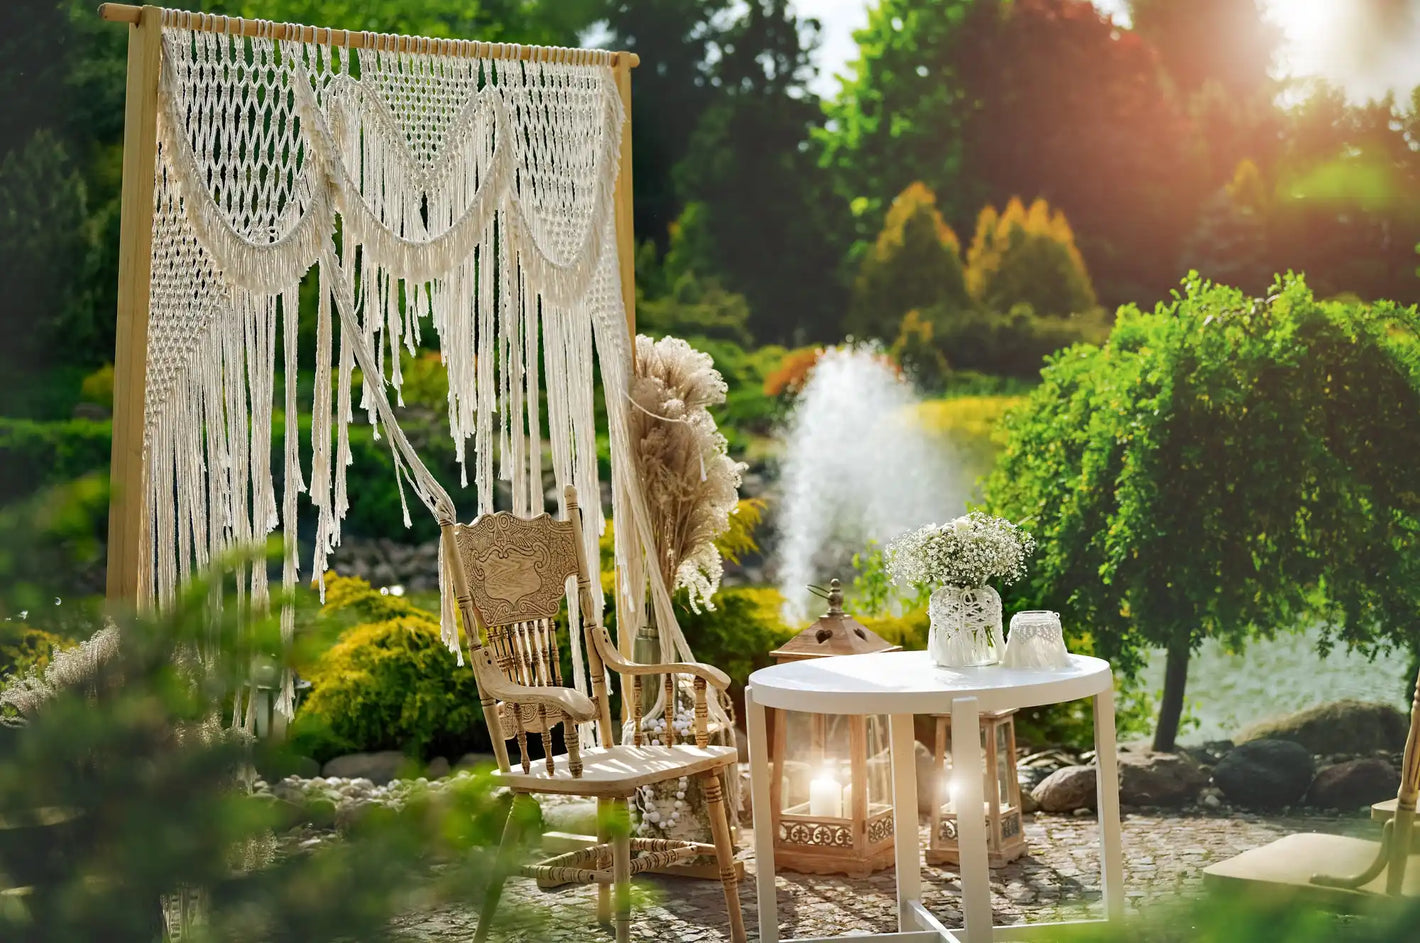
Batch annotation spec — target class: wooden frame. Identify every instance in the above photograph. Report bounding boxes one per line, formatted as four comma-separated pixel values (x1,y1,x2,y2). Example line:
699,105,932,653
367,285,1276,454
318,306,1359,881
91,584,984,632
97,3,640,603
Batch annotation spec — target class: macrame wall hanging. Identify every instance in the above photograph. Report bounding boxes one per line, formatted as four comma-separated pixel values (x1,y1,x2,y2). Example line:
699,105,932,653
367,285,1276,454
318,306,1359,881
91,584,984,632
101,5,730,745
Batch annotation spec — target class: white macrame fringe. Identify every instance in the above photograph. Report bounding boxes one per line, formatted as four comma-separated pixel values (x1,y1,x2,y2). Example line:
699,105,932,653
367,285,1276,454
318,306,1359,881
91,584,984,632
142,19,718,753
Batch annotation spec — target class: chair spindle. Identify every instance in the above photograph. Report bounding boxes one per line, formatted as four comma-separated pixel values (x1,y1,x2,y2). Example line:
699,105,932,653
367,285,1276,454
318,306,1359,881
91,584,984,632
693,677,708,748
663,673,677,746
632,676,644,746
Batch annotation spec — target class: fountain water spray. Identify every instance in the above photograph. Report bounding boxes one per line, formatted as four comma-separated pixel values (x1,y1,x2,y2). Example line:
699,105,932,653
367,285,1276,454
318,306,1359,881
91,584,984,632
773,347,970,622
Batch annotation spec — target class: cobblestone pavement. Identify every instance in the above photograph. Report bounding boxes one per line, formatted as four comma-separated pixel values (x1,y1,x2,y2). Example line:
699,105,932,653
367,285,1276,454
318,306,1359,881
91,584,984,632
388,809,1373,941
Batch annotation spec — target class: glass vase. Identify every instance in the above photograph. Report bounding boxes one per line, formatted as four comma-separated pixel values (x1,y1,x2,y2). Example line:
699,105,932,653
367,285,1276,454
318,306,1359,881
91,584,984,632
927,584,1004,667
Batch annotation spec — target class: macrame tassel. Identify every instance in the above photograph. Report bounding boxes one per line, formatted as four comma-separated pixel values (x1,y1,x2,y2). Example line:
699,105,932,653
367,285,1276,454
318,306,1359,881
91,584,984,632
438,534,463,663
278,285,303,717
310,259,335,598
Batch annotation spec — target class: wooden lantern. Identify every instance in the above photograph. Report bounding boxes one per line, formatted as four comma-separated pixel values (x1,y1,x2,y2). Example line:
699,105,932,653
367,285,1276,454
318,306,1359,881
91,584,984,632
767,580,900,877
928,709,1028,868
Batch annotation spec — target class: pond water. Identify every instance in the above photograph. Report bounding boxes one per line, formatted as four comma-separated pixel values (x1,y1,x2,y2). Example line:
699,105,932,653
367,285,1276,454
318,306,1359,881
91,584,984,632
1137,629,1412,744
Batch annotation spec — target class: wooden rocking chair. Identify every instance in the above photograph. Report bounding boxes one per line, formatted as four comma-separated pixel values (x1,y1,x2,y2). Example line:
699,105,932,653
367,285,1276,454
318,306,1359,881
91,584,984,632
1202,667,1420,908
442,486,746,943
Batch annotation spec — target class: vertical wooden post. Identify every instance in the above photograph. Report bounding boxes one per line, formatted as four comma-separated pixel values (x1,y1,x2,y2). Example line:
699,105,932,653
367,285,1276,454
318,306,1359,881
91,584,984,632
611,57,638,686
105,5,164,603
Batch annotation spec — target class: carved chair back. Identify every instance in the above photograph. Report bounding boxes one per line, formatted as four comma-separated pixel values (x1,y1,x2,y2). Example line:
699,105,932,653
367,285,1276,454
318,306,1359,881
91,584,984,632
443,488,617,776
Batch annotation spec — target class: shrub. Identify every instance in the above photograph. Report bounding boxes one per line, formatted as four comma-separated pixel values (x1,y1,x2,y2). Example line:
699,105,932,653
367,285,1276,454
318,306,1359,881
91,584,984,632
848,182,970,341
0,623,66,680
964,197,1096,317
763,346,824,398
890,310,951,391
77,364,114,412
291,574,488,763
920,302,1111,378
0,418,112,502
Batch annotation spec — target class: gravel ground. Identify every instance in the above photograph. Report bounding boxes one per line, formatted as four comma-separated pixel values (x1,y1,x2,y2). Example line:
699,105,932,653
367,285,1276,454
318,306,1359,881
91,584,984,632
386,807,1375,942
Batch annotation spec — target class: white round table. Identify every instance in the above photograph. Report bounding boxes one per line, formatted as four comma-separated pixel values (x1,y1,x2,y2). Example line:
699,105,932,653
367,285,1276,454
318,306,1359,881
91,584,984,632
745,651,1124,943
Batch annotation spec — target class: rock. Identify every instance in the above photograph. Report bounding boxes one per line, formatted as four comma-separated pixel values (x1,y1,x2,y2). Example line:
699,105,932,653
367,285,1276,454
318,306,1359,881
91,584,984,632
916,740,938,815
1032,766,1097,813
456,752,499,772
426,757,451,779
734,726,749,763
1117,752,1208,807
1201,793,1221,810
1213,739,1315,809
1238,700,1409,757
336,799,378,831
322,751,411,785
1307,758,1400,810
540,797,599,835
1179,740,1234,769
1019,788,1040,814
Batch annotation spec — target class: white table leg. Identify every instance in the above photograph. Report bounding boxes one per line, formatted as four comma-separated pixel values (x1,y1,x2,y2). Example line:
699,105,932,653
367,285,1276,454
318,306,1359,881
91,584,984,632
1093,687,1125,922
747,686,779,943
888,713,922,931
952,696,991,943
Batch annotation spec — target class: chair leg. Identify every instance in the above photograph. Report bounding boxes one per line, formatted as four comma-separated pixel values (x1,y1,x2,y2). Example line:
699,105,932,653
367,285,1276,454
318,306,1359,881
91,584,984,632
611,798,632,943
475,794,529,943
597,797,613,929
703,770,747,943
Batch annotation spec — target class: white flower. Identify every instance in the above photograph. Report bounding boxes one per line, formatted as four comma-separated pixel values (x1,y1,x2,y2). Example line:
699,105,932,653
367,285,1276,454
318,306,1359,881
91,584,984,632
884,512,1036,590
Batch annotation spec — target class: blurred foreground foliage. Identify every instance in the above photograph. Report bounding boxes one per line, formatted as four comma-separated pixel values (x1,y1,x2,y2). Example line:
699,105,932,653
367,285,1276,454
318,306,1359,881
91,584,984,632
0,488,530,942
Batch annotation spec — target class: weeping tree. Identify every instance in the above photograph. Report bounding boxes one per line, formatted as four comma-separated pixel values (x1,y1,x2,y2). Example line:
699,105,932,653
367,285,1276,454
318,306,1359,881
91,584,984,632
986,274,1420,752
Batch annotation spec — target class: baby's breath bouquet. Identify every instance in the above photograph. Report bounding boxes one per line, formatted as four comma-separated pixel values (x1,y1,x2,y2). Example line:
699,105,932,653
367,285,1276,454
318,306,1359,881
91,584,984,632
884,513,1035,590
885,513,1036,667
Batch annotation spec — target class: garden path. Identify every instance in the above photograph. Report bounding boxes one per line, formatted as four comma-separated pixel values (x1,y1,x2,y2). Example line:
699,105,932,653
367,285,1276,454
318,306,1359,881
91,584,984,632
388,809,1373,941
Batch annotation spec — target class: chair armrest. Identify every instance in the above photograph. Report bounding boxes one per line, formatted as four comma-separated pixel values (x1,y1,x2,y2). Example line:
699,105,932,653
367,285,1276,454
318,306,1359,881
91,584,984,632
607,657,731,691
475,663,597,723
587,622,732,690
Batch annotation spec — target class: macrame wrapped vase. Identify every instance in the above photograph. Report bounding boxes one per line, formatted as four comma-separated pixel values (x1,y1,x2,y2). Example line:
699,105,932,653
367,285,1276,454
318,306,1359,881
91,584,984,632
927,584,1004,668
1002,610,1071,669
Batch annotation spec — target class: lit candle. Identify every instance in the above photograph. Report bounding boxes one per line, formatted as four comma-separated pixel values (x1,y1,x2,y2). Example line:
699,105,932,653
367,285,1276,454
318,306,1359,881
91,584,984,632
808,772,843,818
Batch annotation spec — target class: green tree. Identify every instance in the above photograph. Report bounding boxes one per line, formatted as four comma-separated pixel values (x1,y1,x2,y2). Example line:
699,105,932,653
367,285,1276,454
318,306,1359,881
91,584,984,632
821,0,1197,309
668,0,843,344
987,274,1420,751
964,196,1096,317
848,182,969,340
600,0,734,245
1179,159,1271,295
1128,0,1280,101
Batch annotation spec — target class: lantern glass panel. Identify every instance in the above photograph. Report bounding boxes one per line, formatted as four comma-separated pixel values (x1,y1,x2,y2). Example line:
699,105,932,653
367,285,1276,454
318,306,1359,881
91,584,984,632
943,723,990,813
779,710,838,815
864,714,891,813
995,721,1012,807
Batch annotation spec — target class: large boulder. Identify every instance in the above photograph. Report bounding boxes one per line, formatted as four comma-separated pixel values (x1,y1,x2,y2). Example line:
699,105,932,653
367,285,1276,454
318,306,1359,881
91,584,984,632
322,751,410,785
1237,700,1409,757
1307,758,1400,810
1117,751,1209,807
1032,766,1097,813
1213,739,1314,809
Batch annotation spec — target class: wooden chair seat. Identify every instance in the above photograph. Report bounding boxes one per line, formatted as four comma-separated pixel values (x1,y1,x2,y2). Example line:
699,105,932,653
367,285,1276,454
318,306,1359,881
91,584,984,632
1203,832,1420,909
495,744,737,797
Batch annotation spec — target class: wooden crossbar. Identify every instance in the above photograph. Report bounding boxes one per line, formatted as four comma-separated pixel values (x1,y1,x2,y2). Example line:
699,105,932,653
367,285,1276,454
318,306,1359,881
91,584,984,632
97,4,639,67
